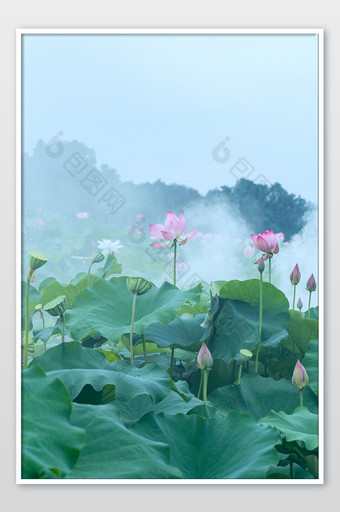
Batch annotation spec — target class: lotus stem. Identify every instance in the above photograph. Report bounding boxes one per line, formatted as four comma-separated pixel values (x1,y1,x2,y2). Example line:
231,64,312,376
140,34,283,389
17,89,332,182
308,291,312,319
255,271,263,373
299,388,303,407
237,362,243,385
142,333,148,364
293,284,296,310
268,257,272,284
23,270,33,369
87,262,93,287
170,346,175,369
203,369,209,404
130,292,137,365
197,369,203,398
173,239,177,287
61,314,65,343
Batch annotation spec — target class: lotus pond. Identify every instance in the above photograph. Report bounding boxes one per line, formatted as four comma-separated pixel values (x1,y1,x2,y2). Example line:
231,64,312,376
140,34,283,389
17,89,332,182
21,214,319,480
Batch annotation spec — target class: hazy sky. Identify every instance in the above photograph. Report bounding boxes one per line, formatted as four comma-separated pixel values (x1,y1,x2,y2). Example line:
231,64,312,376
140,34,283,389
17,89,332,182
22,33,319,203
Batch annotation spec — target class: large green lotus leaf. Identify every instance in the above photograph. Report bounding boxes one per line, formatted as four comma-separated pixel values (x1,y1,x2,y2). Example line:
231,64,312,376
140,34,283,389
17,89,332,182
212,279,289,311
208,373,318,420
114,387,202,422
65,277,202,343
211,298,289,364
145,314,206,349
38,274,100,310
68,403,182,479
303,339,318,395
31,342,171,403
22,365,86,479
258,407,318,451
286,310,318,354
131,410,279,479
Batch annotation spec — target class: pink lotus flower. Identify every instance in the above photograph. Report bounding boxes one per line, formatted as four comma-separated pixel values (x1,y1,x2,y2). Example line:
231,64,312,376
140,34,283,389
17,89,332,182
197,342,213,370
35,219,44,227
290,263,301,285
244,244,255,258
292,360,309,390
76,212,89,219
306,274,316,292
251,229,279,263
149,211,197,248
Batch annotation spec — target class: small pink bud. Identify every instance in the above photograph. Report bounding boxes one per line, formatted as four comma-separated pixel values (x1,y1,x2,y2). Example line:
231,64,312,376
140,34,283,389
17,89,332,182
290,263,301,285
257,257,265,273
197,342,213,370
306,274,316,292
292,360,309,389
297,297,303,311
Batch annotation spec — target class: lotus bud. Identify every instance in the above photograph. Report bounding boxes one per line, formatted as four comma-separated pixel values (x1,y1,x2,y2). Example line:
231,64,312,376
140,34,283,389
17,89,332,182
292,360,309,390
297,298,303,311
306,274,317,292
257,257,265,274
240,348,253,362
91,250,105,264
290,263,301,285
197,342,213,370
44,295,67,317
127,277,152,296
29,251,48,271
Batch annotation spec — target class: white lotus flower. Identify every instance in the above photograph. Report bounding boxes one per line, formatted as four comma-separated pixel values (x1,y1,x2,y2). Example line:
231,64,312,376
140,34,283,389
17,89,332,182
97,239,123,256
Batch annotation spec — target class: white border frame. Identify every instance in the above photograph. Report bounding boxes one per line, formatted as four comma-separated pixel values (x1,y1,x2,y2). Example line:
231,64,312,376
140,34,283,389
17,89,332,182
16,28,324,485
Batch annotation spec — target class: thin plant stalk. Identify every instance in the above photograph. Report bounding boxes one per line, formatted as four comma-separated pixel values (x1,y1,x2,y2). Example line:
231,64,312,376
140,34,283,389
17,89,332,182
197,369,203,399
308,291,312,319
299,388,304,407
130,292,137,365
237,362,244,385
87,262,94,287
255,271,263,373
61,314,65,343
173,239,177,287
268,257,272,284
170,347,175,369
293,284,296,310
24,270,33,369
141,334,148,364
203,369,209,404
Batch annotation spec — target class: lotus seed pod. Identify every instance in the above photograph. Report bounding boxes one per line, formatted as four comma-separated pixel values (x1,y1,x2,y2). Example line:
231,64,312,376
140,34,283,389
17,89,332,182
292,360,309,390
29,251,48,271
126,277,152,295
44,295,67,317
240,348,253,362
197,342,213,370
91,250,105,264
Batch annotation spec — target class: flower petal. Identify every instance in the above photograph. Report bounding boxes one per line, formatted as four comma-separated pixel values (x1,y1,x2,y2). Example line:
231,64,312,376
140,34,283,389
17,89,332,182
164,211,180,233
149,223,165,239
161,230,175,241
181,230,198,241
255,235,269,252
178,211,187,232
150,241,169,248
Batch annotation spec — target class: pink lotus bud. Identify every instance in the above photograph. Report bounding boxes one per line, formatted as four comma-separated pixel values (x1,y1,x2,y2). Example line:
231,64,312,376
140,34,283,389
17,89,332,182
306,274,316,292
197,342,213,370
290,263,301,285
257,257,265,273
292,360,309,389
297,298,303,311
